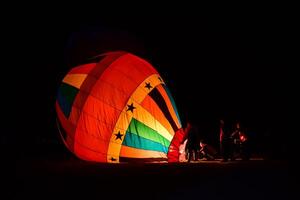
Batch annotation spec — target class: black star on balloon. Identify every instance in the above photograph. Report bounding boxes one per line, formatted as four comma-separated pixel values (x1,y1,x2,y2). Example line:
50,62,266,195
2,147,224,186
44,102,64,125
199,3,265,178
115,131,124,141
158,77,163,82
110,157,117,162
145,82,153,90
126,103,136,113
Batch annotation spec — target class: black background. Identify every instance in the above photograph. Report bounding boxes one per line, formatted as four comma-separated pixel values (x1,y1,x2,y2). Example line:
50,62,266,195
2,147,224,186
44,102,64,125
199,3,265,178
7,6,291,199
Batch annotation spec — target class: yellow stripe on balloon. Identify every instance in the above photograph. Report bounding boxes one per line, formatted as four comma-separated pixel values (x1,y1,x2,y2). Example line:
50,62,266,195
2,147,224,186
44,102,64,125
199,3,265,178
120,145,167,159
62,74,88,89
130,75,164,102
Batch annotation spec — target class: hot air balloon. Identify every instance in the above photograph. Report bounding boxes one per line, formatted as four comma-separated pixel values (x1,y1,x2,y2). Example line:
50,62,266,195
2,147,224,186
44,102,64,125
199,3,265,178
56,51,186,163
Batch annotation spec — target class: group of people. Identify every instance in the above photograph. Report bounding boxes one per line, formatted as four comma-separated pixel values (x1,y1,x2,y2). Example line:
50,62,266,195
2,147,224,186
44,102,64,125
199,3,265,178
179,119,251,162
220,119,250,161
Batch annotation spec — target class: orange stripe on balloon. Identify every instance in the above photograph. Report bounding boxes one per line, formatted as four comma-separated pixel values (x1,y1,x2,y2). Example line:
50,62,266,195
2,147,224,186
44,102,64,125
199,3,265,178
68,52,126,128
73,138,107,162
119,145,167,159
80,95,119,139
62,74,87,89
90,77,129,111
74,94,123,158
141,95,175,136
90,52,127,78
109,54,158,83
99,67,146,98
74,116,111,159
68,63,96,74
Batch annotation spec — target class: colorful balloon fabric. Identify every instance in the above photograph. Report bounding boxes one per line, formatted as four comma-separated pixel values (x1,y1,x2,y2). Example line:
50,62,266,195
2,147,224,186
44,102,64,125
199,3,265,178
56,51,185,163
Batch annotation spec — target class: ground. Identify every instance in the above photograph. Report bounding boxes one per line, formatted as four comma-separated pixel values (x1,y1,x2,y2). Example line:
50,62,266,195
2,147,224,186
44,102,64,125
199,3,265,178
14,156,289,200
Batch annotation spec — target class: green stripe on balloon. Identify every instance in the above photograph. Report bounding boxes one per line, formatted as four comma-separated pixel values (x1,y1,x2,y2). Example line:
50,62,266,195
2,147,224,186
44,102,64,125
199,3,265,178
126,118,171,147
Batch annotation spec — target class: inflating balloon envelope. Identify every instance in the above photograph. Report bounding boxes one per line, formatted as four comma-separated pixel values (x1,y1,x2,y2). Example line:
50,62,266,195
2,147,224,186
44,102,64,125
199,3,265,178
56,51,186,163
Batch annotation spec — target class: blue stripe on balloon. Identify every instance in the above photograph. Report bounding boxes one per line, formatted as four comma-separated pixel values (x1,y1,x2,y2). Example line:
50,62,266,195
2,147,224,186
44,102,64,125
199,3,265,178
122,131,168,153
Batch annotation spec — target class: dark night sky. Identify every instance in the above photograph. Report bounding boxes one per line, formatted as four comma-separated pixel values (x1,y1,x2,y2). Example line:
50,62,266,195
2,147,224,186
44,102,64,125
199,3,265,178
7,10,289,158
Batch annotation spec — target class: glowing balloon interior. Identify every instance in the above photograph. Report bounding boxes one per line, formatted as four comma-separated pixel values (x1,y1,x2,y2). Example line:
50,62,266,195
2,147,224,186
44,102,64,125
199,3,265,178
56,51,185,163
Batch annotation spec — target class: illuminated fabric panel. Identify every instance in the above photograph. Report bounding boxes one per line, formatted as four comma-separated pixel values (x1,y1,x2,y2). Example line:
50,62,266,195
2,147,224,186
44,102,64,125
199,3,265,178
141,95,175,136
62,74,87,89
125,118,170,149
119,145,167,159
73,138,107,162
68,63,96,74
119,157,167,162
74,96,119,161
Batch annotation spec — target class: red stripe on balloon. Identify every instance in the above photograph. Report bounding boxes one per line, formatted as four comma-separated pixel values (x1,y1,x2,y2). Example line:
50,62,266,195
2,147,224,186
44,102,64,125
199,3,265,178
167,128,186,162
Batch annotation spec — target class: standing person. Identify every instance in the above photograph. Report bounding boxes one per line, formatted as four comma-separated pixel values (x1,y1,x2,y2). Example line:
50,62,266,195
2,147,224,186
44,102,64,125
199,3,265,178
239,130,250,160
220,119,230,162
230,121,241,160
231,121,250,160
185,121,199,162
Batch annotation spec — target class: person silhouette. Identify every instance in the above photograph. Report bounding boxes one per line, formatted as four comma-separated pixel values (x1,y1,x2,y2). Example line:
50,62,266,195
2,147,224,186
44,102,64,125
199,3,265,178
220,119,230,162
199,139,217,160
185,121,199,162
230,121,250,160
230,121,241,160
